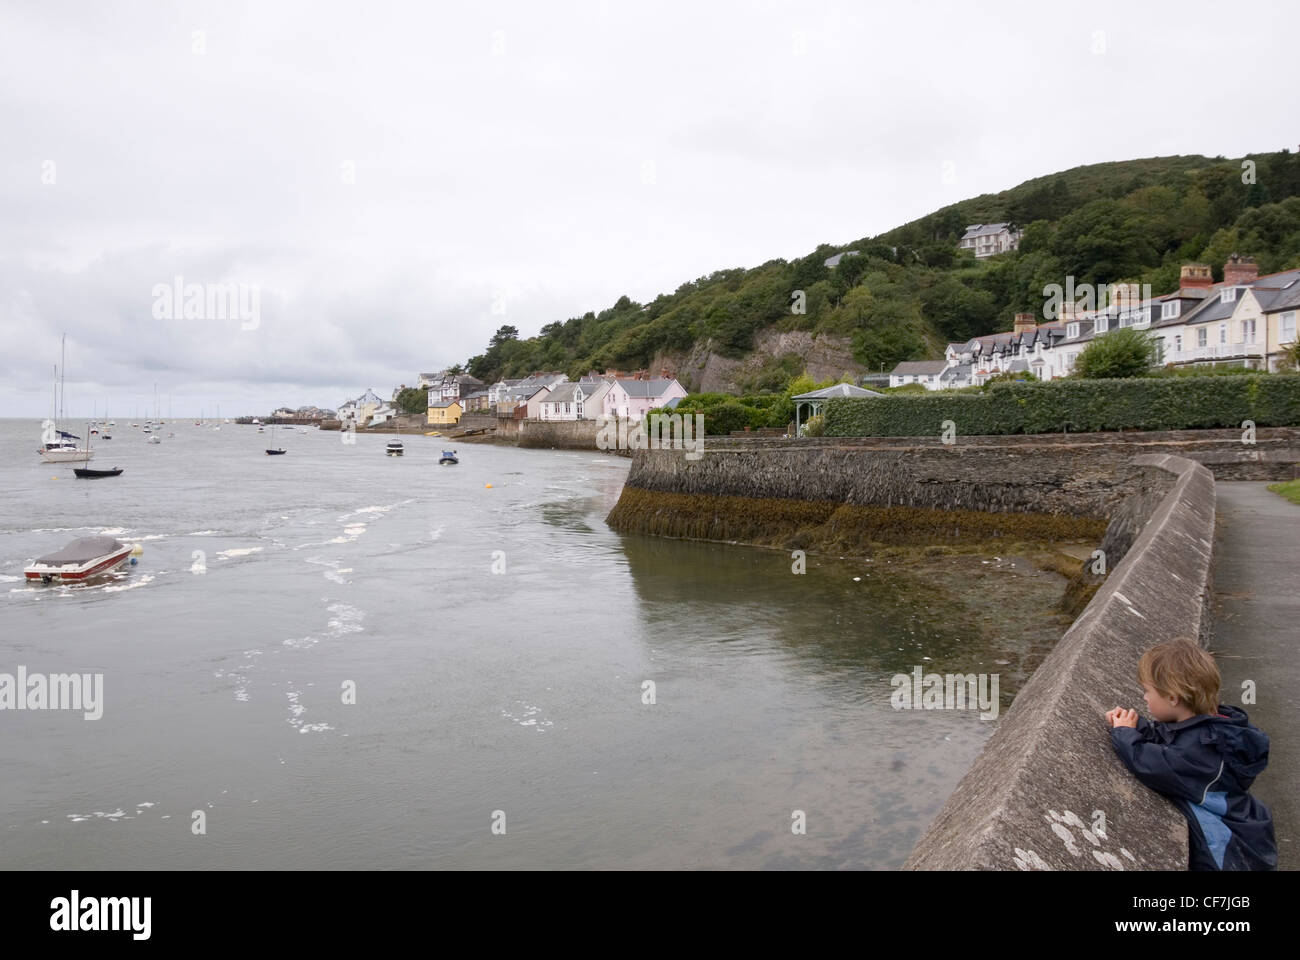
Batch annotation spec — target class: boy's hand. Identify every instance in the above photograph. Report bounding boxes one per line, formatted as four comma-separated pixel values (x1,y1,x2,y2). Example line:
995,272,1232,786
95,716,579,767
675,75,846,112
1106,707,1139,728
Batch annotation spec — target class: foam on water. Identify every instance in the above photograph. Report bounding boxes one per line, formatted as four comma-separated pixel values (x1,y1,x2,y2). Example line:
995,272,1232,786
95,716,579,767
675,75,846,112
103,574,154,593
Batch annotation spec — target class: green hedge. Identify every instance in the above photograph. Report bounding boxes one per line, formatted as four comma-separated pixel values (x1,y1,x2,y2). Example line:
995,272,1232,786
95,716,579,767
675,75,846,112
822,375,1300,436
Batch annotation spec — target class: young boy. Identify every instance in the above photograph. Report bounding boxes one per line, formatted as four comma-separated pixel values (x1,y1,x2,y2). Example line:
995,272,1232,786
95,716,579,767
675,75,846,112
1106,637,1276,871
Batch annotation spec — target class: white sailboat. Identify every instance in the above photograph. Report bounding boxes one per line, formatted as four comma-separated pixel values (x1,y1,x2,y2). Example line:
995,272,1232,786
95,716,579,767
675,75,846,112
39,335,93,463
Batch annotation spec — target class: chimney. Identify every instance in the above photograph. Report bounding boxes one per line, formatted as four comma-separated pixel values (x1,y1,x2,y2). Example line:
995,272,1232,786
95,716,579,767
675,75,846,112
1013,312,1036,334
1223,253,1258,287
1107,283,1141,311
660,368,670,379
1179,263,1213,298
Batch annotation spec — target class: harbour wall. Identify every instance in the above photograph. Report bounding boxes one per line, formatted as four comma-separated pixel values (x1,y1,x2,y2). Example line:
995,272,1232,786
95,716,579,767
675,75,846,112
604,437,1244,869
904,454,1215,870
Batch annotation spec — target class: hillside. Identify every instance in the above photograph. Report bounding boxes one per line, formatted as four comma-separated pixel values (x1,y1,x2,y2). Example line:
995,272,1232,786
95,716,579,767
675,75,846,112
467,150,1300,393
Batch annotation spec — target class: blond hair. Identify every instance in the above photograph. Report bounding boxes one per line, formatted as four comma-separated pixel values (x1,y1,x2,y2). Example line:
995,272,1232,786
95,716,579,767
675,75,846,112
1137,637,1220,716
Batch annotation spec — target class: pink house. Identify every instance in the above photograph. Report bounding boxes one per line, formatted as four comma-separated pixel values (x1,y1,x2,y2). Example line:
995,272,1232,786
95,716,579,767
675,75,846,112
602,377,688,419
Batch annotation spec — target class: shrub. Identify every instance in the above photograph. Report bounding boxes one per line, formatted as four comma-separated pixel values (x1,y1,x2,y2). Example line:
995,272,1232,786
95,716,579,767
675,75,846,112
1074,327,1158,379
822,374,1300,436
802,414,826,437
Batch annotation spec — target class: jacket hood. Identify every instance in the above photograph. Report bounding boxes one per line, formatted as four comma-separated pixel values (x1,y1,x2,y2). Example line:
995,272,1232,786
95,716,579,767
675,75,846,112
1171,704,1270,788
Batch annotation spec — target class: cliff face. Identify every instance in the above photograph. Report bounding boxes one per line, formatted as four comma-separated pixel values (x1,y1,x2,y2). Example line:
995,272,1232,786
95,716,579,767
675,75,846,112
651,329,861,394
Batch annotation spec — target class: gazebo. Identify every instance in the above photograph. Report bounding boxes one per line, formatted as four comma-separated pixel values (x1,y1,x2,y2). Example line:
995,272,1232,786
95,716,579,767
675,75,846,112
792,383,883,435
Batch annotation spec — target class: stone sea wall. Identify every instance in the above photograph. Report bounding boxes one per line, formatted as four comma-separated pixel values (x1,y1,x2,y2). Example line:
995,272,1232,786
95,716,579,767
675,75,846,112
904,454,1215,870
604,436,1237,870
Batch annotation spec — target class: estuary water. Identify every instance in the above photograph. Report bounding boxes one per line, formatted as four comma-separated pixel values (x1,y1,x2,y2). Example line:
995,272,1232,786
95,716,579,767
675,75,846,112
0,418,1060,869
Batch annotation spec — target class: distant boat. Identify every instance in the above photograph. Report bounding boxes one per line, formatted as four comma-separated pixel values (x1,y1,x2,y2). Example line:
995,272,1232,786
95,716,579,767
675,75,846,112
73,425,119,477
386,439,404,457
25,536,134,584
439,450,459,465
265,422,286,455
147,435,161,444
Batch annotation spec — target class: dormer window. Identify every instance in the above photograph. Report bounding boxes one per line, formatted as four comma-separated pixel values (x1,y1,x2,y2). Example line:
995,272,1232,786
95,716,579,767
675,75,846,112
1221,287,1237,303
1161,301,1180,320
1067,322,1080,339
1096,317,1108,334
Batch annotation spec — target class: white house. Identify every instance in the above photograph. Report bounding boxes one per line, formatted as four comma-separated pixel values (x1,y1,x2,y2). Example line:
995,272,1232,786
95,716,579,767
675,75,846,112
602,377,689,418
888,360,949,389
338,388,385,426
537,380,612,421
958,223,1022,259
438,373,486,404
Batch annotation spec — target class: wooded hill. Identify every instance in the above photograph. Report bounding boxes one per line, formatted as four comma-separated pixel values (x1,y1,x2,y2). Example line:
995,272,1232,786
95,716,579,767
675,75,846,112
467,150,1300,390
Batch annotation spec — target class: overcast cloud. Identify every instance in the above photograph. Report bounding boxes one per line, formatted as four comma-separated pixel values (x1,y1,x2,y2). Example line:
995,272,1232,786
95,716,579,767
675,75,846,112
3,0,1298,417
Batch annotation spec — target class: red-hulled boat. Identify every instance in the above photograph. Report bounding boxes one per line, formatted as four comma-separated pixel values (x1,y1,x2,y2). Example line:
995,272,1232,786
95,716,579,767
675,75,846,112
24,537,135,584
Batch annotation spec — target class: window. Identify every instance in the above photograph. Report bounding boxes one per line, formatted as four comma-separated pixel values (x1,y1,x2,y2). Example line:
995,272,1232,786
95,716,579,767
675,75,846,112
1161,301,1181,320
1174,335,1182,352
576,404,583,416
1219,323,1227,345
1096,317,1108,334
1197,328,1207,347
1221,287,1237,303
1243,319,1256,344
1283,312,1297,342
1154,338,1165,363
1067,322,1079,339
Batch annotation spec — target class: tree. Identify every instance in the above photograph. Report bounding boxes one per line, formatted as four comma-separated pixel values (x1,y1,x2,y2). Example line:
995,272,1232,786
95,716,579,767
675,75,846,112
395,387,428,414
1074,327,1157,378
489,325,519,348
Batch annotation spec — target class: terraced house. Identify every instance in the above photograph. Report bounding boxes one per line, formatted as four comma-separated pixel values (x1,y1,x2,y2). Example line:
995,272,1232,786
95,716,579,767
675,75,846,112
900,255,1300,389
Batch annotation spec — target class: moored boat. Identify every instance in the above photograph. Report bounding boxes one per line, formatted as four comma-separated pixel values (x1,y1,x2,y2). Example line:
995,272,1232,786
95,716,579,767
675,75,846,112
386,439,404,456
24,536,135,584
73,467,124,479
439,450,459,465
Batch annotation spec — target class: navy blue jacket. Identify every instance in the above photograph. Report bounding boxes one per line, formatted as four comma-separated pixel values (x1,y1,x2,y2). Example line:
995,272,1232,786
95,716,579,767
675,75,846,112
1110,704,1276,871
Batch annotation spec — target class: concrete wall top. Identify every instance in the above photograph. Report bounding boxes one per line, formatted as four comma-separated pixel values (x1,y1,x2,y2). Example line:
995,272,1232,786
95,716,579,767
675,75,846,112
904,454,1216,870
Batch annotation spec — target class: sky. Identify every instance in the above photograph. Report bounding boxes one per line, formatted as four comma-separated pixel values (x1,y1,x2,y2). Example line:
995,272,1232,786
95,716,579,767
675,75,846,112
3,0,1298,418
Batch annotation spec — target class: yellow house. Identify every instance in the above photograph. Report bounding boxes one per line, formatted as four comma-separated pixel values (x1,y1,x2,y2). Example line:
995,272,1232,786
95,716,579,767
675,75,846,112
427,400,462,426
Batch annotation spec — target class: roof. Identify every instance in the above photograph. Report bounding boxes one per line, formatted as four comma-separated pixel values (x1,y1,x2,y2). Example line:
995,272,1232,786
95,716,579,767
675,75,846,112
428,400,461,409
792,383,884,400
824,250,860,268
940,363,972,381
890,360,948,376
961,223,1016,240
661,396,682,409
611,377,678,399
544,383,576,403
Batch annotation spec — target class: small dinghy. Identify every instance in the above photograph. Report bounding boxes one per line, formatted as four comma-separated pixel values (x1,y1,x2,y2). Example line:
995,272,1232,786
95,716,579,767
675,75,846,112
439,450,458,465
386,439,404,457
266,448,287,455
25,536,135,584
73,467,123,479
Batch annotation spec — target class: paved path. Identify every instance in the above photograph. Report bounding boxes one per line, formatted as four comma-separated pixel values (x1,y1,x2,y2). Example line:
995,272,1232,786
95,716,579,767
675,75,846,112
1212,481,1300,870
